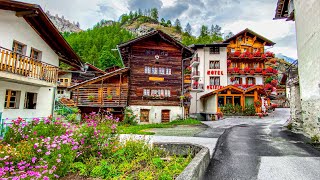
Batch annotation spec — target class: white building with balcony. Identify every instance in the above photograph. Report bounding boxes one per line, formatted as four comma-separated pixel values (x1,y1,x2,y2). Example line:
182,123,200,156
188,43,229,117
0,1,82,121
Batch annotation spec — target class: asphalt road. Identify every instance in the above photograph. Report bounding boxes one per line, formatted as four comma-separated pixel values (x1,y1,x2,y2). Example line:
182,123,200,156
204,122,320,180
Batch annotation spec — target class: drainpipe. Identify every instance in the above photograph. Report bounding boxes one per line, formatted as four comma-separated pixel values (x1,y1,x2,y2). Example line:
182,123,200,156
51,87,56,119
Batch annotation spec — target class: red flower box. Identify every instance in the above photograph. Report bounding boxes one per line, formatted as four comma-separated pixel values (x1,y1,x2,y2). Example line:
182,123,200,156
255,67,262,73
271,79,278,86
254,51,261,57
234,51,241,57
244,67,250,73
261,54,266,59
250,70,255,75
239,70,245,75
233,67,240,73
266,67,273,73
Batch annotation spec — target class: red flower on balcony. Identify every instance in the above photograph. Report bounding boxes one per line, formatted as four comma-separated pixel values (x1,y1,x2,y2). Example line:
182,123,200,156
244,67,250,73
239,53,245,58
264,83,272,90
254,51,261,57
233,67,240,73
250,70,255,75
273,69,278,74
266,67,273,73
244,51,251,57
255,67,262,73
262,70,267,75
194,81,199,85
227,60,232,67
249,54,254,59
230,76,236,82
239,70,245,75
261,54,266,59
242,84,249,88
271,79,278,87
265,51,275,57
227,68,233,73
234,84,240,88
234,51,241,57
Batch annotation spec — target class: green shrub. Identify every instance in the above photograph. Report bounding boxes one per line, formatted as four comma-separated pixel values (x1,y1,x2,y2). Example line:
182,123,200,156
311,135,320,143
66,114,77,122
122,107,137,125
243,104,256,116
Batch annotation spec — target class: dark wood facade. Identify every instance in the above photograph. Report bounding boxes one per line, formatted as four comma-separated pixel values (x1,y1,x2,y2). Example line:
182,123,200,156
118,30,193,107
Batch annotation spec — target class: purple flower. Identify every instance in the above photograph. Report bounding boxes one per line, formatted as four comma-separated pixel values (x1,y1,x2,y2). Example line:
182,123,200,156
32,157,37,163
43,176,49,180
72,145,78,150
56,159,61,163
37,149,42,153
45,151,51,156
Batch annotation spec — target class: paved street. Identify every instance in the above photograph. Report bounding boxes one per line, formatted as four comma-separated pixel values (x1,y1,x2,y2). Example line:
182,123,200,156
203,108,320,180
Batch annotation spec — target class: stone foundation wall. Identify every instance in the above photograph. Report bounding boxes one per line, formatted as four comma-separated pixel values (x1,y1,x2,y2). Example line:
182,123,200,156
301,99,320,137
288,80,303,131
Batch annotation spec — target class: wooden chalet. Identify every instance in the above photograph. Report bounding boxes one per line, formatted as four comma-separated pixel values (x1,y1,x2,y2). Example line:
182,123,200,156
118,30,193,123
68,68,129,120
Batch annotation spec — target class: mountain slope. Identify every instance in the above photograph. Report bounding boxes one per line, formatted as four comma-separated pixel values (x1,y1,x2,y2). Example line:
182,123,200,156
276,53,297,64
46,11,82,33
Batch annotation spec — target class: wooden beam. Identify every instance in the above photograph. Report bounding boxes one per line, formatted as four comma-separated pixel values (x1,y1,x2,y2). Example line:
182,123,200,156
16,10,38,17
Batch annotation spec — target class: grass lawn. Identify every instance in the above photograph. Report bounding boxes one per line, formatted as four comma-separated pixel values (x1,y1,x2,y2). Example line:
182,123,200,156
118,118,202,135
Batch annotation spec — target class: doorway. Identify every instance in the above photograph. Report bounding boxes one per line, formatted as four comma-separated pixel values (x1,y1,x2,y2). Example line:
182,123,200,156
161,110,170,123
140,109,150,122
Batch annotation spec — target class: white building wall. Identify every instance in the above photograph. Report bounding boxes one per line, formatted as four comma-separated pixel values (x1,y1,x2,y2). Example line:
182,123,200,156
0,80,55,120
227,76,264,85
293,0,320,136
130,105,183,124
190,46,228,114
0,10,59,66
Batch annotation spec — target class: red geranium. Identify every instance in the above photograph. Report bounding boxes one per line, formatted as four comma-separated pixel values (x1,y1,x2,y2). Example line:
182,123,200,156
261,54,266,59
244,67,250,73
227,60,232,67
233,67,240,73
250,70,255,75
230,76,236,82
249,54,254,59
239,70,245,75
227,68,233,73
234,51,241,57
262,70,267,75
271,79,278,86
244,51,251,57
273,69,278,74
266,67,273,73
254,51,261,57
264,83,272,90
255,67,262,73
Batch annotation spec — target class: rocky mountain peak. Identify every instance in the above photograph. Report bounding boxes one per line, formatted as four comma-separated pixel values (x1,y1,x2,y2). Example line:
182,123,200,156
46,11,82,33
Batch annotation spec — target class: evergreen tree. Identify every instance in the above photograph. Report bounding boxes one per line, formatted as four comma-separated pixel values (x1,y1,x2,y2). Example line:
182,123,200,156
167,20,172,27
225,31,234,39
200,25,209,37
212,25,222,36
129,11,134,20
138,9,143,16
150,8,159,21
160,18,167,26
185,23,192,35
174,19,182,33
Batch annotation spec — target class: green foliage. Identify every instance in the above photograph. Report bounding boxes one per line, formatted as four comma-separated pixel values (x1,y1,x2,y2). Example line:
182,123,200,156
66,114,77,122
63,23,135,69
265,77,273,83
71,162,88,176
243,104,256,116
311,135,320,143
122,107,138,125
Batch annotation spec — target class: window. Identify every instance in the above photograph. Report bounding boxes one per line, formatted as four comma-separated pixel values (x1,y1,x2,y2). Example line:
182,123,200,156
149,89,171,97
160,50,168,56
159,67,165,75
24,92,37,109
253,48,258,53
210,77,220,85
231,48,235,53
144,66,151,74
243,48,247,52
4,90,21,109
209,61,220,69
166,68,171,75
232,62,238,68
247,77,255,85
246,37,249,42
30,48,42,61
238,37,242,42
209,47,220,54
254,63,259,68
143,89,150,96
57,90,64,95
235,77,242,84
151,67,158,74
12,41,26,55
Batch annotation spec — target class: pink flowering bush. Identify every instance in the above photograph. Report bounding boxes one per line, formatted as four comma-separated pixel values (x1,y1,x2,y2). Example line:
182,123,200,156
0,112,119,179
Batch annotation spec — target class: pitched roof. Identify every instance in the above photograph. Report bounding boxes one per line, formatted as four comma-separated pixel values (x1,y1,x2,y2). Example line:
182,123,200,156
68,67,129,90
0,0,83,68
85,63,106,75
223,28,275,46
118,30,193,53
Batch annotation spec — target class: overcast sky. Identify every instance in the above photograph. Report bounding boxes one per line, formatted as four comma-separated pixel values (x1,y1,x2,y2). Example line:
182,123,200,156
22,0,297,58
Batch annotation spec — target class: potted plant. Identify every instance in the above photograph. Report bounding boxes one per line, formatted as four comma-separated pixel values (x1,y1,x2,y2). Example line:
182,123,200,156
254,100,262,108
88,95,95,102
107,95,113,101
244,67,250,73
250,70,255,75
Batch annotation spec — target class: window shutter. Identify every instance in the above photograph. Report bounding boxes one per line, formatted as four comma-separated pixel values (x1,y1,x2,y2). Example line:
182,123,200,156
246,77,248,84
253,78,256,85
136,88,143,96
239,78,243,84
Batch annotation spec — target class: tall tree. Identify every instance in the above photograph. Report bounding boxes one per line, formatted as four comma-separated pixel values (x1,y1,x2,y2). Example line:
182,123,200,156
225,31,234,39
167,20,172,27
150,8,159,21
200,25,209,37
174,19,182,33
138,9,143,16
160,18,167,26
212,25,222,36
185,23,192,35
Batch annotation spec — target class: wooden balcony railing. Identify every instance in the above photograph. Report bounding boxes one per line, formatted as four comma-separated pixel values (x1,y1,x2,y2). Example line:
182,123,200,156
0,46,58,84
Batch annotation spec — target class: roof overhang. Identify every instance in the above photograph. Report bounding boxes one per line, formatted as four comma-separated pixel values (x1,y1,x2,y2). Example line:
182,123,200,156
0,0,83,68
189,43,229,49
223,28,275,46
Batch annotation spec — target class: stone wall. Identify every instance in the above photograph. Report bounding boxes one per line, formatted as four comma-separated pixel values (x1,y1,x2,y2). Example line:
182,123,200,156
294,0,320,137
287,78,303,131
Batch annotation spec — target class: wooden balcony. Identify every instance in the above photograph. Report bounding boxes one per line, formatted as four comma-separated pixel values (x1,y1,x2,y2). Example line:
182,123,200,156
0,46,58,84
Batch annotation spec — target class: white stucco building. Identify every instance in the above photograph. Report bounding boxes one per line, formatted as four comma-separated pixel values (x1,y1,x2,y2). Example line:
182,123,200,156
0,1,82,121
188,44,229,116
275,0,320,137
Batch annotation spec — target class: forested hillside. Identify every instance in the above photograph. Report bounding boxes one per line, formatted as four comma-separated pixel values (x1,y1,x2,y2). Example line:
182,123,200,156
62,8,229,70
63,24,135,70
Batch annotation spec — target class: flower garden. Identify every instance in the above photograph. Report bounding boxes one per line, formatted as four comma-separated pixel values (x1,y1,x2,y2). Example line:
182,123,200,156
0,113,192,180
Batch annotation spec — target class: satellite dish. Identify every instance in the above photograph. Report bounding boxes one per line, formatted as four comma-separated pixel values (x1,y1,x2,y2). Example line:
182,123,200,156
155,55,160,60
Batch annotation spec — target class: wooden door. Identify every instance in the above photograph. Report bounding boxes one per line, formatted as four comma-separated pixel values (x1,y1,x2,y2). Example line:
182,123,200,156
161,110,170,123
140,109,150,122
